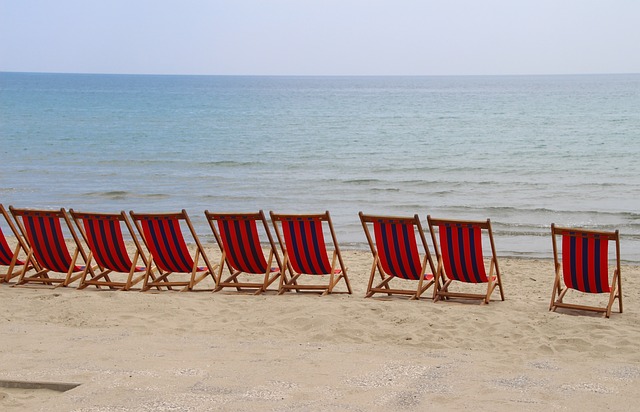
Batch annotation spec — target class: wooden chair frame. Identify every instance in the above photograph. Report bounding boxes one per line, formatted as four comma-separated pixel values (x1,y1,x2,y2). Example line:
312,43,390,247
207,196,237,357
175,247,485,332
9,206,93,288
0,204,36,283
269,211,352,295
205,210,284,294
359,212,437,300
70,209,157,291
550,224,622,318
427,216,504,304
130,210,217,291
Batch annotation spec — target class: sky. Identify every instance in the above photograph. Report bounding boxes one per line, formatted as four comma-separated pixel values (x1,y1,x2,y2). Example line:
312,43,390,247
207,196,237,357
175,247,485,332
1,0,639,76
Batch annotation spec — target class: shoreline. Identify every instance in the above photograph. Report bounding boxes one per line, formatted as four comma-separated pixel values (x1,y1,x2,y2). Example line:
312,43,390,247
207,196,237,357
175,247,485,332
3,234,639,266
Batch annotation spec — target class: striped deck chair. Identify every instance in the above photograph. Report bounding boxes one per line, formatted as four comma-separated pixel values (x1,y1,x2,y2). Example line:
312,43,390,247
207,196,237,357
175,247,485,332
9,206,92,288
70,210,156,291
550,224,622,318
269,211,352,295
129,210,217,291
205,210,284,294
427,216,504,304
359,212,437,300
1,204,35,283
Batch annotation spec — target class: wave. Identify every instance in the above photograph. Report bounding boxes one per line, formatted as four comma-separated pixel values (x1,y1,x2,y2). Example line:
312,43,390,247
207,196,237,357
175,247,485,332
199,194,264,202
335,178,461,187
83,191,170,200
368,166,442,174
340,178,384,185
492,229,557,237
439,205,640,219
198,160,264,167
370,188,401,192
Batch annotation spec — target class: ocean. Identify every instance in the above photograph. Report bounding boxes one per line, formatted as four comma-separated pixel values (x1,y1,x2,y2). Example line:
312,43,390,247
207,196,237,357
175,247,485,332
1,72,639,261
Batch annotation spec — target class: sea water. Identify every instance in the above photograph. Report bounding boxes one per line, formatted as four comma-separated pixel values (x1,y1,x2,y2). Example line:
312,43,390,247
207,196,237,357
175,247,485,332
1,72,639,261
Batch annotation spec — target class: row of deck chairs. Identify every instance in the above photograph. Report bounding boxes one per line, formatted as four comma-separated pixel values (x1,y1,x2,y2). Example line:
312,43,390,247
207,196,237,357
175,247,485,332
0,204,623,317
0,206,352,295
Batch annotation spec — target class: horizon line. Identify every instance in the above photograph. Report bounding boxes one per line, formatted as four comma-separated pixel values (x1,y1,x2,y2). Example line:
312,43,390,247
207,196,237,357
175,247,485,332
2,70,639,78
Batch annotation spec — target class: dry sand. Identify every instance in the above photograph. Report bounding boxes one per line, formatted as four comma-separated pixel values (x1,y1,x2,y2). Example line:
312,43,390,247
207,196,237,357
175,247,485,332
1,248,639,411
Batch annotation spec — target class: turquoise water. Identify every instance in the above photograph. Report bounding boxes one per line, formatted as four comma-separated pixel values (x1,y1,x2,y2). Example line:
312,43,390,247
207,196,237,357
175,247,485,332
1,72,639,261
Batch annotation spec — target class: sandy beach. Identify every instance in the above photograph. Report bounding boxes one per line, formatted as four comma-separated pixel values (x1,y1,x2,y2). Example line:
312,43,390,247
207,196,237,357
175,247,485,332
1,247,639,411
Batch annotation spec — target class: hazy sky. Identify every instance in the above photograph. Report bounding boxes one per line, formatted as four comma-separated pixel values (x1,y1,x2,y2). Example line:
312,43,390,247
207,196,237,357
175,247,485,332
1,0,639,75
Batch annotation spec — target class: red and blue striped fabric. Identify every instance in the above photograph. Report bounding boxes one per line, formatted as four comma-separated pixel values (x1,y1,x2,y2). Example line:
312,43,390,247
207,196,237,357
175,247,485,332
281,217,332,275
0,227,21,266
372,219,422,280
216,216,268,274
139,216,194,273
82,215,139,273
438,222,488,283
562,231,610,293
21,211,80,273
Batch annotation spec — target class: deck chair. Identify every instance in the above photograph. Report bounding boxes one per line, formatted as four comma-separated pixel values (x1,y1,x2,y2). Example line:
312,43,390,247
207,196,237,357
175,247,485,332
205,210,284,294
129,210,217,291
269,211,352,295
70,210,156,291
427,216,504,304
359,212,437,300
550,224,622,318
1,204,35,283
9,206,92,288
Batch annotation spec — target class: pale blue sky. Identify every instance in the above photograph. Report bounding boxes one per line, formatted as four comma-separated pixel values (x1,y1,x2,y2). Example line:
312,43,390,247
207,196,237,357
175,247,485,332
1,0,639,75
